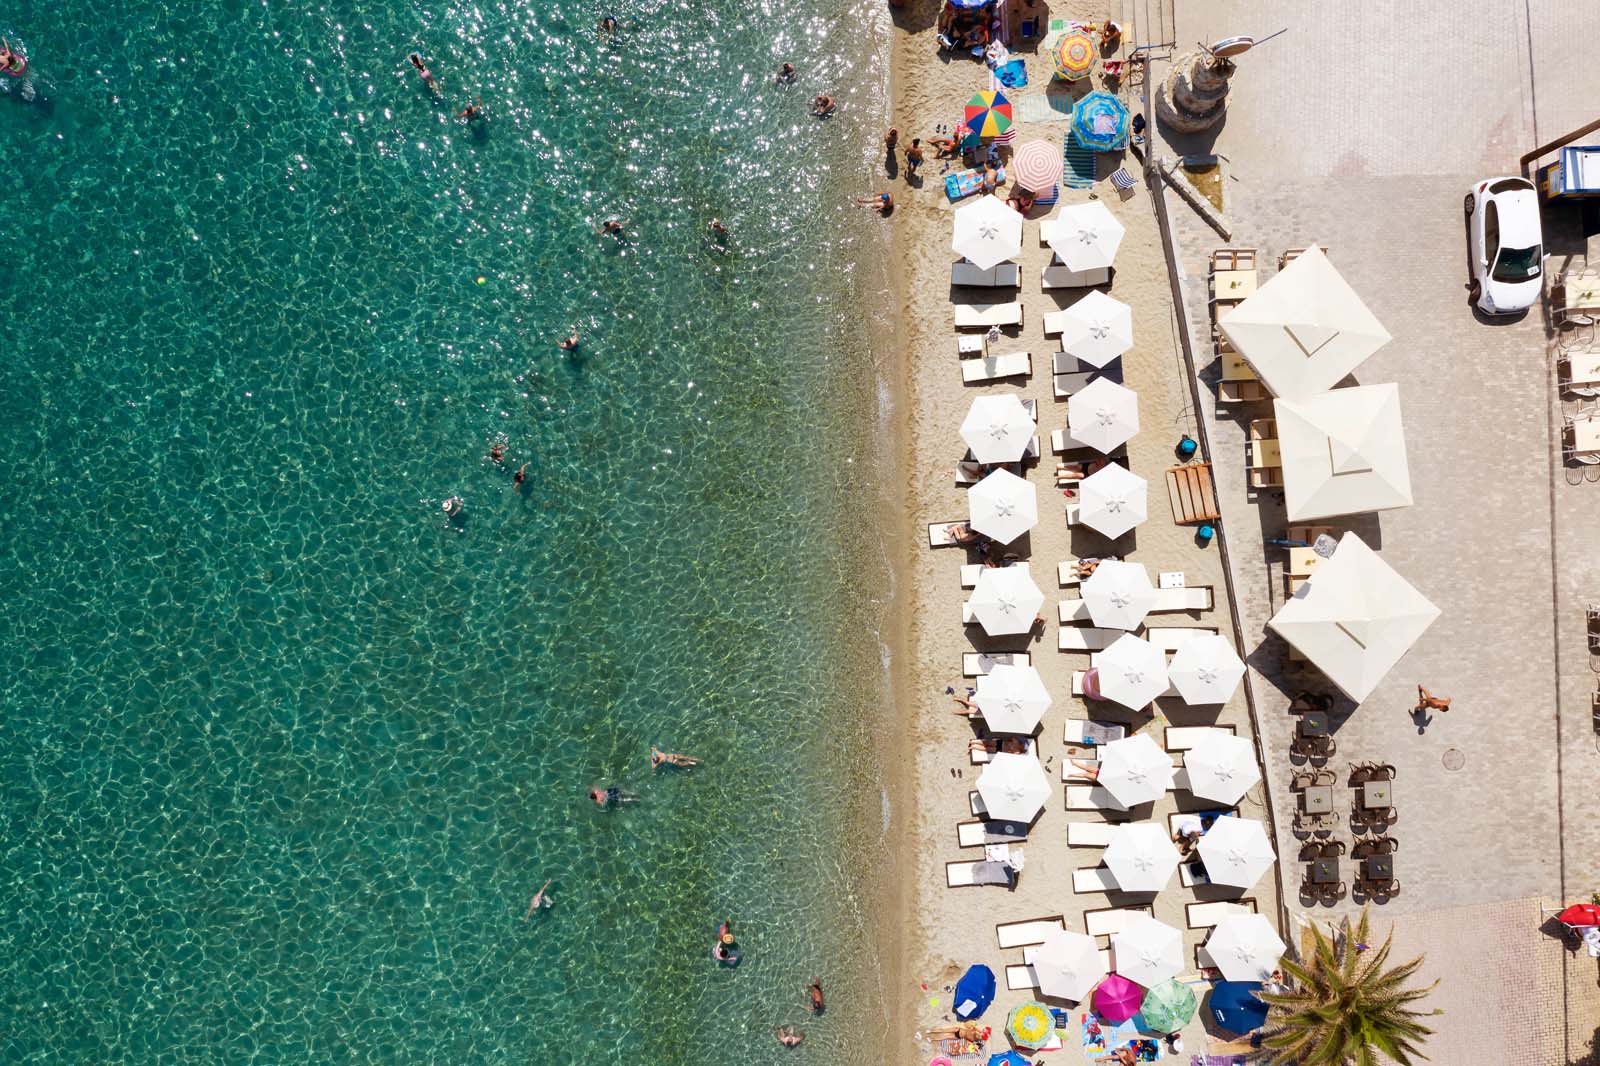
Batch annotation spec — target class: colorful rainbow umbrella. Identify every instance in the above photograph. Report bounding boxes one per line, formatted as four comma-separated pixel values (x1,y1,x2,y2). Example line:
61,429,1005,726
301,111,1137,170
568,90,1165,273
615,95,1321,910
1071,90,1131,151
963,90,1014,139
1005,1001,1055,1049
1052,29,1097,81
1092,973,1145,1023
1010,139,1063,193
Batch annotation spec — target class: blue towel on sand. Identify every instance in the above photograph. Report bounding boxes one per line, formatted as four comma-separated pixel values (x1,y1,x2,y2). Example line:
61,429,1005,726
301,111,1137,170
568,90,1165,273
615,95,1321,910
945,166,1006,201
995,59,1027,88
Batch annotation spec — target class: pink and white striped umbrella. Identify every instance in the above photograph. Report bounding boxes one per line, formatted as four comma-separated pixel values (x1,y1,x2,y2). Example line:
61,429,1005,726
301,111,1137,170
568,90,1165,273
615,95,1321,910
1011,139,1062,193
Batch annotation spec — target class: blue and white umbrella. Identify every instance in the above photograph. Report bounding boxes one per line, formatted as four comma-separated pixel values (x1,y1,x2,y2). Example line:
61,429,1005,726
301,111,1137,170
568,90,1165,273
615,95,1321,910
1071,90,1131,151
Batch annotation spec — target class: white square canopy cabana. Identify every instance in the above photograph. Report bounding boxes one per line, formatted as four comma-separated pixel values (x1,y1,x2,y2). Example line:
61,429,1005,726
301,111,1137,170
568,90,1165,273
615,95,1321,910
1267,533,1441,703
1274,384,1413,521
1219,247,1391,400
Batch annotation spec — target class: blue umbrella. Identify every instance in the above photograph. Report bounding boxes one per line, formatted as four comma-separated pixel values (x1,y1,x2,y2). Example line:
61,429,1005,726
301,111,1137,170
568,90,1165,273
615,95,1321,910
1071,91,1131,152
988,1052,1029,1066
948,0,992,8
1210,980,1269,1034
953,964,997,1020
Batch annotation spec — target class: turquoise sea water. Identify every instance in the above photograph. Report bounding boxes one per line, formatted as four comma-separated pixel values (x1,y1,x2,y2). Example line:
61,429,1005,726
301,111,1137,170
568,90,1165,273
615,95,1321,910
0,3,897,1062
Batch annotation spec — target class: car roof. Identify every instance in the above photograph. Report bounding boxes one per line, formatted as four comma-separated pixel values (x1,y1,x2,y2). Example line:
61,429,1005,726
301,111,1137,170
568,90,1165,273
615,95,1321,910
1489,185,1542,246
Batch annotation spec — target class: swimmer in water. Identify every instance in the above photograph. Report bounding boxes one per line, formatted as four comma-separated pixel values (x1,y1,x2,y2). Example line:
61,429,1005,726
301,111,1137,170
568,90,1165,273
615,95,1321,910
775,1026,804,1048
441,496,464,518
775,62,796,84
599,15,619,37
590,786,638,808
459,97,483,122
707,218,728,237
408,53,441,94
650,747,700,769
513,463,528,487
488,441,506,464
594,217,627,237
523,878,553,920
0,39,26,76
558,330,579,351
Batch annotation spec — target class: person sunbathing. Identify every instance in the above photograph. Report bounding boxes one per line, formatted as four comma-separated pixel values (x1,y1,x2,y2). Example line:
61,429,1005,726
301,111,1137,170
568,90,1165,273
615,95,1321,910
1416,685,1451,712
1006,188,1036,214
951,691,980,716
970,736,1028,756
1073,558,1102,579
980,164,999,194
925,1021,985,1042
929,136,960,158
944,522,983,546
1068,758,1101,780
854,191,893,214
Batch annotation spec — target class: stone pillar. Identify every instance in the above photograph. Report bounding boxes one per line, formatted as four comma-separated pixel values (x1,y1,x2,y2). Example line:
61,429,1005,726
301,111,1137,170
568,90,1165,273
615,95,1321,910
1157,51,1236,133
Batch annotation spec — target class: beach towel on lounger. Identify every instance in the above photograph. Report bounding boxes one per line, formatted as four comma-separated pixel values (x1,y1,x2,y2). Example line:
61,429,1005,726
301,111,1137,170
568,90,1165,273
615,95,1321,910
945,166,1007,201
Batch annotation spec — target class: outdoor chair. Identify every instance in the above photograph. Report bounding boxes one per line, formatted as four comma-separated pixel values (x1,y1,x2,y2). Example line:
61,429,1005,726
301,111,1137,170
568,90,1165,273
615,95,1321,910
1353,836,1398,859
1347,763,1375,785
1318,882,1348,905
1375,763,1397,780
1290,770,1317,790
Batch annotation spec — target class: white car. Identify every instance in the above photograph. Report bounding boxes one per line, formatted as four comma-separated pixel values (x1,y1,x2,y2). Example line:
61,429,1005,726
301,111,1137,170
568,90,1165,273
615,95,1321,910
1465,176,1544,314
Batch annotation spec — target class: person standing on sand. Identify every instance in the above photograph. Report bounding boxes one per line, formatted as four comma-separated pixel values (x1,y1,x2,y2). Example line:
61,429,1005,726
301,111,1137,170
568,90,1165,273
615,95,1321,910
884,127,899,156
905,138,924,176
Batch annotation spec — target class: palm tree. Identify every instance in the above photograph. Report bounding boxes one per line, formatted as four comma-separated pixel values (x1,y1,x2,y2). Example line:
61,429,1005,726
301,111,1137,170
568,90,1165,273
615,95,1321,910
1256,908,1439,1065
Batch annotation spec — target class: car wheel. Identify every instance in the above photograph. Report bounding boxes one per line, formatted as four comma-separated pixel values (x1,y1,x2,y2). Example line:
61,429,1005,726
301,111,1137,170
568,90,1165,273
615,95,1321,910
1463,193,1474,216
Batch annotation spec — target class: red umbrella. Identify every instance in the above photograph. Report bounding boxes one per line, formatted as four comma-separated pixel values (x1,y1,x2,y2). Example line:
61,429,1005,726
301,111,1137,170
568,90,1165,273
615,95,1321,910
1557,904,1600,927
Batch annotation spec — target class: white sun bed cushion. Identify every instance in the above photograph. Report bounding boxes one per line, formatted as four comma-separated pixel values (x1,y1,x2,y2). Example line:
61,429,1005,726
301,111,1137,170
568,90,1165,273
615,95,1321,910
955,302,1024,329
961,351,1031,382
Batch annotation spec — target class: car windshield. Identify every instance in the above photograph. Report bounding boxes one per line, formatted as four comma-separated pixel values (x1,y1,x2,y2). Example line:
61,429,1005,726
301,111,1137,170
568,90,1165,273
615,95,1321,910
1492,244,1542,283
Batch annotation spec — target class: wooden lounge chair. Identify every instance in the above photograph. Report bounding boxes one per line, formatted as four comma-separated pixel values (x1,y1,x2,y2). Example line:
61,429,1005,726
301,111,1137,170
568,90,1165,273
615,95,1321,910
1210,248,1257,271
1083,904,1152,938
1071,865,1120,893
1248,418,1282,489
962,352,1031,382
1042,308,1069,336
1219,379,1269,403
1279,245,1329,269
957,819,1029,848
954,302,1024,329
1187,899,1257,929
1165,463,1220,523
1164,724,1236,751
946,858,1019,888
1067,821,1117,847
962,651,1031,676
996,915,1065,949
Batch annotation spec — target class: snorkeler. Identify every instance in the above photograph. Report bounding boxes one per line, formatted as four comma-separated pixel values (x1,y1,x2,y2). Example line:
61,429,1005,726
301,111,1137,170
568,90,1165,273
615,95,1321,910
409,52,441,94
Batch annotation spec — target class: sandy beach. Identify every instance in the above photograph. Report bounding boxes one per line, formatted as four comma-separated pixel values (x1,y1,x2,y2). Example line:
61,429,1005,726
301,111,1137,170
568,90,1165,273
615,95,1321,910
881,2,1279,1062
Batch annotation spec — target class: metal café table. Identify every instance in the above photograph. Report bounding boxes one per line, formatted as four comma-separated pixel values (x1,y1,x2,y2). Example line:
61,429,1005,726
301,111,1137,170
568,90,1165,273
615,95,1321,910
1361,781,1392,809
1363,854,1395,882
1302,784,1334,814
1298,711,1329,737
1309,857,1339,884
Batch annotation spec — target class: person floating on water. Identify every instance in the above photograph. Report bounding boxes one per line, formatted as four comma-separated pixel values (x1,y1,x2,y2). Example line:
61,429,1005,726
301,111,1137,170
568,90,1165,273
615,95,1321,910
590,786,638,809
650,747,700,770
488,441,506,464
408,53,440,94
523,878,553,920
775,1026,804,1048
712,920,741,966
0,38,27,77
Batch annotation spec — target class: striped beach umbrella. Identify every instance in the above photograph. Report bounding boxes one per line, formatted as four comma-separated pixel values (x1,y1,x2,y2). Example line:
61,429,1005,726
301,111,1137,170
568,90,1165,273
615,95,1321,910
1010,138,1062,193
1052,29,1097,81
963,90,1013,139
1071,90,1131,151
1005,1001,1055,1049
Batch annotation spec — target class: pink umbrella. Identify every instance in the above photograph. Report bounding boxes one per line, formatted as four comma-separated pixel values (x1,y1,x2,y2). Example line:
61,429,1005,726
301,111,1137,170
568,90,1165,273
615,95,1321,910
1011,139,1063,193
1092,973,1144,1023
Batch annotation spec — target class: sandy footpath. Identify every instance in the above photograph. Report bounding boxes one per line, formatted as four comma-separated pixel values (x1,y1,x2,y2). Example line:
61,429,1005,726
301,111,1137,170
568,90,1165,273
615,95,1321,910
880,3,1276,1062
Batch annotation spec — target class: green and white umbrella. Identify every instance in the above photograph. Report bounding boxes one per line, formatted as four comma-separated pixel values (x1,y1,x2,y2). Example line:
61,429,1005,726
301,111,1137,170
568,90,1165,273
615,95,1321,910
1138,979,1198,1033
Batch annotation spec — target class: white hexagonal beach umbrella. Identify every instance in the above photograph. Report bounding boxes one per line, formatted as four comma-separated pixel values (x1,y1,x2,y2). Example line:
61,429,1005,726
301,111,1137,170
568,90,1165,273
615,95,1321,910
973,663,1052,734
1197,816,1277,889
1048,200,1126,271
1059,290,1133,369
1033,929,1106,1002
1111,914,1183,989
1093,731,1174,807
968,468,1038,544
1067,377,1140,455
969,565,1044,637
1183,732,1262,806
977,751,1051,822
1080,560,1158,631
1205,914,1287,983
952,193,1023,271
1167,634,1246,705
1094,634,1170,712
1076,463,1147,540
1104,822,1180,893
960,394,1036,465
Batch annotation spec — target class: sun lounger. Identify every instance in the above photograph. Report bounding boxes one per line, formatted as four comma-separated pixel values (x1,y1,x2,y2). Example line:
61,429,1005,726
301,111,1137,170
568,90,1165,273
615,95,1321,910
1042,263,1112,289
1066,784,1128,812
957,819,1030,848
969,791,988,817
1167,809,1236,836
1083,905,1153,938
1053,351,1122,377
961,352,1031,382
1072,865,1122,893
1005,963,1040,991
1073,670,1180,701
929,521,969,547
1062,756,1098,782
1042,309,1068,336
1067,821,1117,847
1021,944,1113,970
963,651,1031,676
1142,627,1218,653
954,302,1024,329
946,859,1019,888
1058,556,1122,587
958,333,987,356
1051,364,1125,401
1178,860,1211,888
1057,626,1120,652
1187,899,1257,929
974,736,1036,765
1057,586,1215,624
1164,725,1237,751
996,916,1065,949
1064,718,1127,747
953,260,1022,287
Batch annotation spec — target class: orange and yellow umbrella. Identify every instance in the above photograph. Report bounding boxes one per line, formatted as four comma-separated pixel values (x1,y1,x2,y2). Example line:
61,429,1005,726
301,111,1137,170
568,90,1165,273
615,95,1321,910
1052,30,1097,80
963,90,1013,139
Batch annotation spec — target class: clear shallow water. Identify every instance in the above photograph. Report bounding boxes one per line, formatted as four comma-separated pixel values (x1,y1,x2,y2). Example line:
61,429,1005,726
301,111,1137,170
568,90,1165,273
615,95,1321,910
0,3,896,1062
